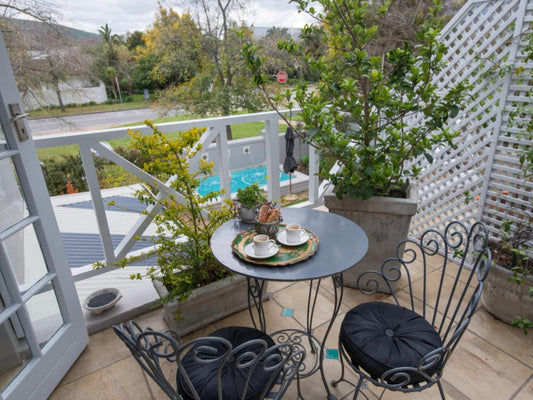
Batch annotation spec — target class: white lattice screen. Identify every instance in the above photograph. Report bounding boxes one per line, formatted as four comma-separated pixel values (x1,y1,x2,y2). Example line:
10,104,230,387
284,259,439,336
410,0,533,246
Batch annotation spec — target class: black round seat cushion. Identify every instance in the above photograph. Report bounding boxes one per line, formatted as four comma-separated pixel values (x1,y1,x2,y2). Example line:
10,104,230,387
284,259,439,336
340,302,443,385
178,326,279,400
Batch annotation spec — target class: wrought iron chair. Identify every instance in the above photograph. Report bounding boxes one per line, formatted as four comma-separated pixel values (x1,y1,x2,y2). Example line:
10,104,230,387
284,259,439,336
332,220,491,400
113,321,305,400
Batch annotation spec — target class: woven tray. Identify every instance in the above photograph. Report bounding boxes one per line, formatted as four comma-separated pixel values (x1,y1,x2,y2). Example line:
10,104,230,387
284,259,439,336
231,225,319,266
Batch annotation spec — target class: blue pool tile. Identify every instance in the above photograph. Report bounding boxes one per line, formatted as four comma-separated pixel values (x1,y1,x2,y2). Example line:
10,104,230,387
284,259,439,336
281,308,294,317
325,349,339,360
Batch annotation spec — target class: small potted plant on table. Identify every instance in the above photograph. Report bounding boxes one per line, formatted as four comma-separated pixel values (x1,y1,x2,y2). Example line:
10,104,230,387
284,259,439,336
235,183,266,223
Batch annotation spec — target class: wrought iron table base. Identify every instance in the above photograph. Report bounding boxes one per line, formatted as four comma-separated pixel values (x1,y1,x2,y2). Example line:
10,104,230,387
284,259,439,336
247,273,344,400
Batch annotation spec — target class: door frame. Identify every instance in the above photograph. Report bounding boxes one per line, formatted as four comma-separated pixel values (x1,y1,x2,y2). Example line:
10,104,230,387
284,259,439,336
0,32,88,400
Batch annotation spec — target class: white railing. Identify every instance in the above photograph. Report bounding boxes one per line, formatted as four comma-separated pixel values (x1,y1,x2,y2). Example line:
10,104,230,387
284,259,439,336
34,111,322,281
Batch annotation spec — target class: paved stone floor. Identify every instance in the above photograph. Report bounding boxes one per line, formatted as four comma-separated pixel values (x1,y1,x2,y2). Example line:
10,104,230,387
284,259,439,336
49,267,533,400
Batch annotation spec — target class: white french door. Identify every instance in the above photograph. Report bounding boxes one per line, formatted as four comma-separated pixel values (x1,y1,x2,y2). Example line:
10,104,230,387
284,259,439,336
0,33,88,400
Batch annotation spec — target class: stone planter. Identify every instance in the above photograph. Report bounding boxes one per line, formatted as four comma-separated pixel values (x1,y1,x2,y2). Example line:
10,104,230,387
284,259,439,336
324,185,418,292
153,274,267,336
481,263,533,324
237,206,257,224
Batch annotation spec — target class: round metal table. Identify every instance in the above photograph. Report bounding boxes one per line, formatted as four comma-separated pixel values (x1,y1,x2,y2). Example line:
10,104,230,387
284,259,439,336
211,208,368,399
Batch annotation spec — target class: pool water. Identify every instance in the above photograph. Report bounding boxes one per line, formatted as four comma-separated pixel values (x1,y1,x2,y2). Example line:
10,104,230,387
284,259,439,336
197,165,291,196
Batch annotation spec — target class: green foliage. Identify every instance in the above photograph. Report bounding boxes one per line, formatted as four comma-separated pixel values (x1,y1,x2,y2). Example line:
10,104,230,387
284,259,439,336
40,146,148,195
124,121,234,305
140,6,202,87
512,316,533,335
243,0,470,199
41,154,92,195
236,183,266,209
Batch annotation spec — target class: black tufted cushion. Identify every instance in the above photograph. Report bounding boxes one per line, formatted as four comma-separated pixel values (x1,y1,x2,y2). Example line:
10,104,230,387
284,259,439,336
178,326,279,400
340,302,443,385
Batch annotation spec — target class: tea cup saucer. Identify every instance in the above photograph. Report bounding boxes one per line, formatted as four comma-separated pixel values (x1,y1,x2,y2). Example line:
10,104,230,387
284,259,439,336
244,243,279,259
276,230,309,246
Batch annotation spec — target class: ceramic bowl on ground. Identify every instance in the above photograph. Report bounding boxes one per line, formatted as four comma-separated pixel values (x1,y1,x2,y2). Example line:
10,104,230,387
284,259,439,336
254,218,280,238
83,288,122,314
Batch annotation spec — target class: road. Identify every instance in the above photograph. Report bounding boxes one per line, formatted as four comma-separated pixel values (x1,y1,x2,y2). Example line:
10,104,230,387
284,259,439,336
28,107,181,136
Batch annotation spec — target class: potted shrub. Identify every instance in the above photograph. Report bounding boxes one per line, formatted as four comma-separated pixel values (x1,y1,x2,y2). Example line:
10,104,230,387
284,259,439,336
123,121,248,335
481,27,533,334
235,183,266,223
243,0,470,288
481,212,533,333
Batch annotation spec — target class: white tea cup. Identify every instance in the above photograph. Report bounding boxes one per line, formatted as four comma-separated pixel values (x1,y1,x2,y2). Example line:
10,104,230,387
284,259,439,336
285,223,303,243
253,234,277,256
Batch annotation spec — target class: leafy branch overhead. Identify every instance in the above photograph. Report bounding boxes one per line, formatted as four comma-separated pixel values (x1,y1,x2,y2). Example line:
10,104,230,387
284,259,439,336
242,0,471,200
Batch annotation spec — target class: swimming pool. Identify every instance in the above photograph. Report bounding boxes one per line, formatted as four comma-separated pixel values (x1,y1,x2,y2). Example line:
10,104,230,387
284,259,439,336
197,165,291,196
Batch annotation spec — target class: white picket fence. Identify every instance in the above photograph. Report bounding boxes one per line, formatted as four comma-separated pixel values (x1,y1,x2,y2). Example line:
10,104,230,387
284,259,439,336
410,0,533,245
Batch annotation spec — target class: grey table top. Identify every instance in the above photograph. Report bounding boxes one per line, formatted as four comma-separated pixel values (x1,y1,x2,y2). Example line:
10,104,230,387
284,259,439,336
211,208,368,282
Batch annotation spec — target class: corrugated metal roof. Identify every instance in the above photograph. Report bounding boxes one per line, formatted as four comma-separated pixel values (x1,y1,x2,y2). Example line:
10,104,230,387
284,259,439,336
60,195,147,213
61,232,155,268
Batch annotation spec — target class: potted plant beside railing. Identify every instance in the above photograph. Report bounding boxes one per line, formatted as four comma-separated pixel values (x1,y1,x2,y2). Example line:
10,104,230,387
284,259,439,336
243,0,470,289
121,121,246,335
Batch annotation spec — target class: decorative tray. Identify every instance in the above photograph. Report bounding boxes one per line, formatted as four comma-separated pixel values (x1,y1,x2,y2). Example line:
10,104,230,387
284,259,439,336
231,224,319,266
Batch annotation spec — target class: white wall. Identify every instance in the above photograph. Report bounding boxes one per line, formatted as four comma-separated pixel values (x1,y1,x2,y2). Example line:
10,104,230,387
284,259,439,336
22,78,108,110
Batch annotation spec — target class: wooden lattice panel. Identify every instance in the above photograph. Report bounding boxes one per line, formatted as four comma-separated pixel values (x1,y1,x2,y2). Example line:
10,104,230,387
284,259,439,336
409,0,532,249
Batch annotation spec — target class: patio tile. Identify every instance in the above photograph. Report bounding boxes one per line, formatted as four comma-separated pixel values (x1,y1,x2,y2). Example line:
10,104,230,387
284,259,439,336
49,357,152,400
281,307,294,317
272,281,351,329
378,381,469,400
267,280,296,293
443,329,532,400
212,295,292,332
470,307,533,368
514,374,533,400
49,247,533,400
58,323,132,385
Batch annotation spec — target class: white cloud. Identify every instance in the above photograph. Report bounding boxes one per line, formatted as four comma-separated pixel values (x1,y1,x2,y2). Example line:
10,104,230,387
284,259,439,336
55,0,314,35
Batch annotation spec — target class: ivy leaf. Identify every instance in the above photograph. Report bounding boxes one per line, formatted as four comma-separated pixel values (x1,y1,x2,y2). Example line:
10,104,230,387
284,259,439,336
424,152,434,163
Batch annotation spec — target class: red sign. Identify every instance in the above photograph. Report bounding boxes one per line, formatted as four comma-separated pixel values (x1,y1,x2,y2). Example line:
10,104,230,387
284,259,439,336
276,71,288,83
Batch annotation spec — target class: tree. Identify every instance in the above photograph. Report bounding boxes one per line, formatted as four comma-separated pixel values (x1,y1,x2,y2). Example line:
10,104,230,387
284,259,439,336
140,5,203,87
125,30,145,52
90,23,133,100
160,0,266,139
1,0,59,100
256,27,300,78
2,10,95,111
29,31,93,111
358,0,467,56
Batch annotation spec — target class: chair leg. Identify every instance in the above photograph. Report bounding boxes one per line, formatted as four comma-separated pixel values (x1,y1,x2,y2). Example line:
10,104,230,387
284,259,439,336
437,381,447,400
352,377,363,400
330,339,346,387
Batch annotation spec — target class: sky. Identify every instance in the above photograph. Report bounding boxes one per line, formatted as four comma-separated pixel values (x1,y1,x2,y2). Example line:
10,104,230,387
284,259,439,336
55,0,314,35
